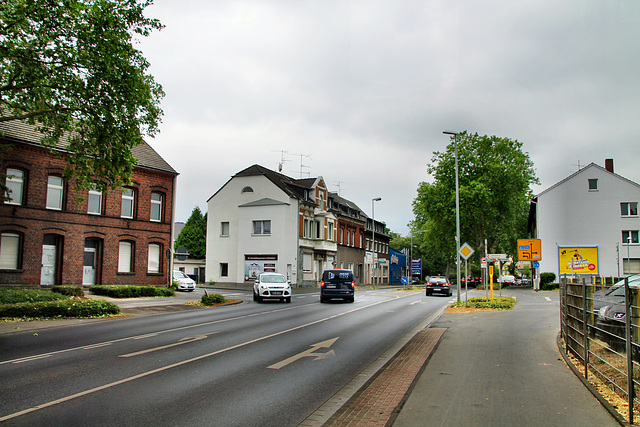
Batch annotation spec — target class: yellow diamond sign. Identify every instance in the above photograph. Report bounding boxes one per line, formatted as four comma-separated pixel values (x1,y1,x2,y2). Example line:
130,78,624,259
459,243,475,260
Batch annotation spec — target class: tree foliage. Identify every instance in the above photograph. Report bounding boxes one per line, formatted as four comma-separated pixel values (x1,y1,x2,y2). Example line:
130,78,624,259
0,0,164,191
175,207,207,260
412,132,539,271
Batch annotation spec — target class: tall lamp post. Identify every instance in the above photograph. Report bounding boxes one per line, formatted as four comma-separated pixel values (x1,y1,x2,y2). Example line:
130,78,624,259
443,130,461,302
371,197,382,286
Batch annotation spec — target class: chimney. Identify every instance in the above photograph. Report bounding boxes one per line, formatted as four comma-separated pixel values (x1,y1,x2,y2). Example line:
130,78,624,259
605,158,614,173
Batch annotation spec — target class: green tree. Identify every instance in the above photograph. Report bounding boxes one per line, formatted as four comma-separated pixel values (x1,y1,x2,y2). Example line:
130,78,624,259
175,207,207,259
412,132,539,270
0,0,164,192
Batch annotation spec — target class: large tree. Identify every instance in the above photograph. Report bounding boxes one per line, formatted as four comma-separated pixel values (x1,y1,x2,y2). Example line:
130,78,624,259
175,207,207,260
412,132,539,271
0,0,164,191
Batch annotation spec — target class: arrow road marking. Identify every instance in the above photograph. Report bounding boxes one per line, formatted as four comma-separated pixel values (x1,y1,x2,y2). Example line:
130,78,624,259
119,334,211,358
267,337,339,370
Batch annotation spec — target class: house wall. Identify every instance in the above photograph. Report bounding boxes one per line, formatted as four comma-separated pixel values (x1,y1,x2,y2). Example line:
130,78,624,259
536,165,640,278
0,142,175,287
206,175,298,284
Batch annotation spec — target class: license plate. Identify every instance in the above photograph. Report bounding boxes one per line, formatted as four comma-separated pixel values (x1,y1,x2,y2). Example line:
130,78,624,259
271,291,282,295
326,285,336,288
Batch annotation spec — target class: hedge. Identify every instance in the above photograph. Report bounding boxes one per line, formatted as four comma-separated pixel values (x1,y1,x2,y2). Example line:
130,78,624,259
0,288,68,304
0,299,120,319
201,294,227,306
450,296,516,310
90,285,175,298
52,285,84,297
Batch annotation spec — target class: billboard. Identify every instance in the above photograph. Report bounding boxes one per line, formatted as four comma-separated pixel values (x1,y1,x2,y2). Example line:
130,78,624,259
558,246,599,275
244,254,278,281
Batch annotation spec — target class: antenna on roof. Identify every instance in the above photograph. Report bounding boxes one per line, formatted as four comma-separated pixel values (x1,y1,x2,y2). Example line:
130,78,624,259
334,181,343,196
271,150,288,172
571,160,582,171
290,152,312,178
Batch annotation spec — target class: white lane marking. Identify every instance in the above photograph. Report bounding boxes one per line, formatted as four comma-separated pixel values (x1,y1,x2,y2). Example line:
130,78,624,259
545,297,552,302
268,337,338,369
0,296,412,422
119,334,212,358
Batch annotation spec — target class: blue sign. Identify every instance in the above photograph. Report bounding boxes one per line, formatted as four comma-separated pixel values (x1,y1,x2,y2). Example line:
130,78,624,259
533,261,540,269
411,259,422,275
401,277,408,285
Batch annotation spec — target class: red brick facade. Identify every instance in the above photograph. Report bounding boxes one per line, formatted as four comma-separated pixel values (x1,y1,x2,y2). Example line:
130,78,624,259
0,134,177,288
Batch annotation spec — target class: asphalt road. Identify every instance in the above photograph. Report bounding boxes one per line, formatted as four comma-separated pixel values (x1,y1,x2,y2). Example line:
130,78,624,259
0,287,449,426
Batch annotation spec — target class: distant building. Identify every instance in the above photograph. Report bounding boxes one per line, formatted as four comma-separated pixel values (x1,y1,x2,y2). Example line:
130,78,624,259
328,192,367,285
389,248,408,285
0,120,178,287
529,159,639,278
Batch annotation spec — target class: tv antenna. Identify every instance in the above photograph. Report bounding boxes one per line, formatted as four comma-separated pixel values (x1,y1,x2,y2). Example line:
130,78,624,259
334,181,343,196
271,150,288,172
290,153,312,178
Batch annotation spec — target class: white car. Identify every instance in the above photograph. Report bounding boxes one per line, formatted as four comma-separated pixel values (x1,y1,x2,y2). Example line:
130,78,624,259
253,273,292,303
173,270,196,291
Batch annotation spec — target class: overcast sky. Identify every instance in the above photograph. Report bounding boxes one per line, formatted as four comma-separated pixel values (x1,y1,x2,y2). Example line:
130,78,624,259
138,0,640,236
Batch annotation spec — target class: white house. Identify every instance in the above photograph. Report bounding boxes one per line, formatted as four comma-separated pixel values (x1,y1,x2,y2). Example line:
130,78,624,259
205,164,337,286
530,160,640,278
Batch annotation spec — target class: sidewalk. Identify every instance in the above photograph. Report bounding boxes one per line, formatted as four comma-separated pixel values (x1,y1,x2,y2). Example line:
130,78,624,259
323,288,621,427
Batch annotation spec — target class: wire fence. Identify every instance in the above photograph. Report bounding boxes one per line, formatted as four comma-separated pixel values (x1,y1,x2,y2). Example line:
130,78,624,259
559,275,640,424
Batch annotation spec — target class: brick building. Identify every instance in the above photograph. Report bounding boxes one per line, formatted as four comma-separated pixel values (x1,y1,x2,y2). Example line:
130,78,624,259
0,120,178,287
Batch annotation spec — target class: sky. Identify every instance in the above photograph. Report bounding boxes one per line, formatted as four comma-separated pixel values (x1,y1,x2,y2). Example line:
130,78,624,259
138,0,640,236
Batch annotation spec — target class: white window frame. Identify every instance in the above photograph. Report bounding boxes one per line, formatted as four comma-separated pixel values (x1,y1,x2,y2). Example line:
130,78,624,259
46,176,64,210
221,221,230,237
623,230,639,245
588,178,598,191
0,232,20,270
121,188,135,219
253,220,271,235
5,168,24,205
118,241,134,273
87,187,103,215
150,192,163,222
147,243,161,273
621,202,639,217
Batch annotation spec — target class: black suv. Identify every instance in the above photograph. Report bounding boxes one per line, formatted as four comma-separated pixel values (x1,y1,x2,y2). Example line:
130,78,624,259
320,269,355,303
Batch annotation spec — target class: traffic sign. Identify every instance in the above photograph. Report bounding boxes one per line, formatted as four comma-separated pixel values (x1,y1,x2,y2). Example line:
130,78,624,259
518,239,541,261
459,243,475,260
488,254,506,261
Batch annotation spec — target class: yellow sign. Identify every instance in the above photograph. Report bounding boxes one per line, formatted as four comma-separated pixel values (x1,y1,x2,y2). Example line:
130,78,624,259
518,239,542,261
558,246,599,275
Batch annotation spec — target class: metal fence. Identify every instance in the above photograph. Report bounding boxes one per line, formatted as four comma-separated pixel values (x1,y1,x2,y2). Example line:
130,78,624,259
559,275,640,424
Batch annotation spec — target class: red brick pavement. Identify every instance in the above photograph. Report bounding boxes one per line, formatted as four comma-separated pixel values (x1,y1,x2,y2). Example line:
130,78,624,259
323,327,446,426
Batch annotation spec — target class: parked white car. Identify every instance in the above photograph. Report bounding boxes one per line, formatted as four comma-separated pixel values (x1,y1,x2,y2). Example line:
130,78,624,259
253,272,292,303
173,270,196,291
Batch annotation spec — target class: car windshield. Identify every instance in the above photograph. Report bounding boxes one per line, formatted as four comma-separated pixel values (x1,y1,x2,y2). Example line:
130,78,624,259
429,278,447,284
174,271,187,279
261,275,286,283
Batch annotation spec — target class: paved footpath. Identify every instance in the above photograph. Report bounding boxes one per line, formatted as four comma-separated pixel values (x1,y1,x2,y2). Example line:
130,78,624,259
317,289,621,427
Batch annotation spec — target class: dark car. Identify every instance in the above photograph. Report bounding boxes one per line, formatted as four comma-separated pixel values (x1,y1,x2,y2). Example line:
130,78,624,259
592,274,640,312
425,276,452,297
461,275,481,288
320,269,355,303
594,303,640,361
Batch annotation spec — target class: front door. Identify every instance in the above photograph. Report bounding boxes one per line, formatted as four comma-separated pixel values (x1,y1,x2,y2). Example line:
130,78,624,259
83,240,97,285
40,244,57,286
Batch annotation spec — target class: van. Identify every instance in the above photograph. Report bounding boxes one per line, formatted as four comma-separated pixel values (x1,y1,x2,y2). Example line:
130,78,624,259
320,269,355,303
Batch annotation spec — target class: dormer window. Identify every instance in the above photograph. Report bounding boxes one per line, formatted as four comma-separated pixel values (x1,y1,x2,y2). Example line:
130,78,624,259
241,186,254,193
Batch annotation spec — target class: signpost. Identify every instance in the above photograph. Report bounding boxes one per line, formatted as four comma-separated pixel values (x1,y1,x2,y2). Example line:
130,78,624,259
518,239,541,261
459,243,475,306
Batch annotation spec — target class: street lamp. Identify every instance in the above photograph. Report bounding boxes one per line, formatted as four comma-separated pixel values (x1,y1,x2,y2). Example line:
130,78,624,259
371,197,381,286
443,130,462,302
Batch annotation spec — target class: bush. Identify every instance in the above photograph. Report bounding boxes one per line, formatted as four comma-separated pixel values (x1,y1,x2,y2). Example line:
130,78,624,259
450,296,516,310
52,285,84,297
541,282,560,290
90,285,175,298
0,288,68,304
540,272,556,286
201,293,227,306
0,299,120,319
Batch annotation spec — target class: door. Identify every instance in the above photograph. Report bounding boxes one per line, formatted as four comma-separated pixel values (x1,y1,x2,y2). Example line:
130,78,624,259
40,244,57,286
83,239,98,285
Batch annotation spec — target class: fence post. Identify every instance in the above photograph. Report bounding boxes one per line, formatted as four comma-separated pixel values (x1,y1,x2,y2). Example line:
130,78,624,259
625,277,634,425
582,278,589,379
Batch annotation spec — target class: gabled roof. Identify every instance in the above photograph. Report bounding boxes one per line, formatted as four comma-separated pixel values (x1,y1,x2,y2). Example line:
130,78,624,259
239,197,290,207
0,119,177,175
328,192,367,220
209,164,319,202
535,162,640,198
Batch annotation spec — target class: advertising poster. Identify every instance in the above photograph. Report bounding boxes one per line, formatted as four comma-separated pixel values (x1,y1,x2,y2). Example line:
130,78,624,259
558,246,599,275
244,254,278,281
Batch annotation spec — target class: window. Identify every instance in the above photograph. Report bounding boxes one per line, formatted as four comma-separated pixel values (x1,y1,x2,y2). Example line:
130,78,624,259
150,192,163,222
5,169,24,205
121,188,135,219
46,176,64,210
303,219,310,238
340,228,344,244
588,179,598,191
220,263,229,277
253,220,271,235
328,222,334,241
87,187,103,215
221,221,230,236
241,186,254,193
623,231,639,244
351,231,355,247
315,221,321,239
118,241,134,273
147,243,161,273
0,232,21,270
303,253,312,272
621,202,638,217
